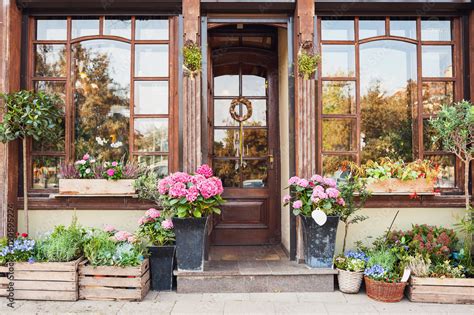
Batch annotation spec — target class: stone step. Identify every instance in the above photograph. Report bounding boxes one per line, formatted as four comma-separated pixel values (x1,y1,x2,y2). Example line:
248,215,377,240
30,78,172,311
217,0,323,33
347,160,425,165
175,260,338,293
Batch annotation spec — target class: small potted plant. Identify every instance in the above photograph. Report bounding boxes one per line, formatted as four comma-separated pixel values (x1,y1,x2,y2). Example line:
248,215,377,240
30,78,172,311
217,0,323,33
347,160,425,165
59,156,141,196
137,208,175,291
334,250,368,294
158,164,224,271
364,248,407,302
283,174,345,268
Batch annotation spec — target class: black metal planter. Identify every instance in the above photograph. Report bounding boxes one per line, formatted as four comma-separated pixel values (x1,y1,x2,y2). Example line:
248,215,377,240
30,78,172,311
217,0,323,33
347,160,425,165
300,215,339,268
172,216,209,271
148,245,176,291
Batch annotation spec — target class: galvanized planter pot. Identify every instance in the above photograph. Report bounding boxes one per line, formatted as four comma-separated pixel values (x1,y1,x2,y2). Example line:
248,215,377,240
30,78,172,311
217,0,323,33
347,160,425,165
173,216,209,272
300,215,339,268
148,245,176,291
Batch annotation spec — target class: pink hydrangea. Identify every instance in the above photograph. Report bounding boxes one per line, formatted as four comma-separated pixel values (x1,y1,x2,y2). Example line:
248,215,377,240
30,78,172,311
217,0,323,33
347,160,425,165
326,187,340,198
127,235,137,243
107,169,115,177
169,182,188,198
111,161,118,167
310,194,320,203
337,197,345,206
313,185,324,193
323,177,337,187
186,186,199,202
114,230,132,242
158,177,174,194
282,194,291,203
83,153,90,160
292,200,303,209
161,219,173,230
297,178,309,188
103,224,116,233
191,174,206,185
311,174,323,182
138,216,153,225
196,164,213,178
197,177,223,199
316,191,328,199
145,208,161,219
288,176,301,185
171,172,192,184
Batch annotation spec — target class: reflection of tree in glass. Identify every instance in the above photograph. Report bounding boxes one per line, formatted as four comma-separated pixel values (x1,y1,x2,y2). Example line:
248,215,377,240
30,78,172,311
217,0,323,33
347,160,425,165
214,161,239,188
35,45,67,77
323,81,355,114
360,80,416,163
73,41,130,161
134,122,168,152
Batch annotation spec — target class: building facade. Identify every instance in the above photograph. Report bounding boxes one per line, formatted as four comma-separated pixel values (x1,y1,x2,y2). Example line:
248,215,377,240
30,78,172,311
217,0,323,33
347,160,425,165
0,0,472,259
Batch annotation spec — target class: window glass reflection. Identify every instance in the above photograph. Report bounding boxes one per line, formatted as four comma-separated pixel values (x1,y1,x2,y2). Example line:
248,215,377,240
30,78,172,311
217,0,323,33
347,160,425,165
134,118,169,152
136,19,169,40
72,19,99,38
426,155,455,188
321,20,355,41
322,155,355,179
214,75,239,96
359,20,385,39
137,155,168,176
360,40,417,163
390,20,416,39
36,19,67,40
322,45,355,77
422,46,453,77
422,81,453,114
104,18,132,39
421,20,451,41
322,81,356,114
242,160,267,188
322,119,357,152
135,45,169,77
32,156,62,189
35,45,67,77
134,81,168,114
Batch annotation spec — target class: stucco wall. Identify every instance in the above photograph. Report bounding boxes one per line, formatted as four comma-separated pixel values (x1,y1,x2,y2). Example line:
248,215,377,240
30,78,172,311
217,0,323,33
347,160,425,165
18,208,465,254
278,28,290,253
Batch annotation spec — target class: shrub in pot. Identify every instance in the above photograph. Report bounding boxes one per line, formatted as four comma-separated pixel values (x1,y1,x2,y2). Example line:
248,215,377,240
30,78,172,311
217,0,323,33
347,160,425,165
137,208,175,291
334,250,368,293
283,174,345,268
158,164,224,271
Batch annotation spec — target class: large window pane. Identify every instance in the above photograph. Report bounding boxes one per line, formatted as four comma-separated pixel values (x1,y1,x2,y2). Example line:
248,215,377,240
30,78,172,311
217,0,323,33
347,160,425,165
73,40,131,160
32,156,62,189
359,19,385,40
104,18,131,39
242,75,266,97
422,46,453,77
135,45,169,77
136,19,169,40
421,20,451,41
214,75,239,96
426,155,455,188
322,155,355,179
35,44,66,77
322,119,357,152
134,118,168,152
321,19,354,41
36,19,67,40
422,81,453,115
390,20,416,40
72,18,99,38
134,81,168,114
137,155,168,176
321,45,355,77
360,40,417,163
322,81,356,114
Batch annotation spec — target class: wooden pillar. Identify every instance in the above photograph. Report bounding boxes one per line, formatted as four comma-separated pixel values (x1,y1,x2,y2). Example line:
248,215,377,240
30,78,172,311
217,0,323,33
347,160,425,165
0,0,22,236
469,10,474,202
294,0,316,262
182,0,202,172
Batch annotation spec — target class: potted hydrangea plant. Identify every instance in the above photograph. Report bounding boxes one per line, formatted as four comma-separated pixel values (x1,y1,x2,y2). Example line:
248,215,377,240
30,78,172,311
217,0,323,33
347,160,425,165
158,164,224,271
137,208,175,291
334,250,368,293
283,174,345,268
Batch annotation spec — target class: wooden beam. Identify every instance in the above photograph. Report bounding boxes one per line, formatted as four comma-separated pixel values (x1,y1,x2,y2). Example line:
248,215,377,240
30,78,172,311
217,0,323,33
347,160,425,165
295,0,314,44
183,0,200,42
470,10,474,203
0,0,22,236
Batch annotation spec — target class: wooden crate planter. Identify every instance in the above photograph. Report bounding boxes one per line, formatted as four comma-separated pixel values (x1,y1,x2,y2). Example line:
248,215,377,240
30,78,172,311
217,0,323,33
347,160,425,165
407,276,474,304
0,257,83,301
59,179,136,196
79,259,150,301
366,178,434,193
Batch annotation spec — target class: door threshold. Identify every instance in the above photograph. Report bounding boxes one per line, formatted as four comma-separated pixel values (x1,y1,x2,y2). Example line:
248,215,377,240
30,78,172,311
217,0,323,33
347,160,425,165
208,245,288,261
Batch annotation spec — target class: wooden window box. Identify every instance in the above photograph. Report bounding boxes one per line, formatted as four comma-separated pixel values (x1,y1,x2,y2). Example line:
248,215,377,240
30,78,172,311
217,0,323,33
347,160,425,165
0,257,83,301
407,276,474,304
58,179,136,196
79,259,150,301
366,178,435,194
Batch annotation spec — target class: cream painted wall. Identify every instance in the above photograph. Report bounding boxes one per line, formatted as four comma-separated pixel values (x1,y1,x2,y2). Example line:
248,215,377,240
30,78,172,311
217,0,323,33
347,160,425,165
278,28,290,253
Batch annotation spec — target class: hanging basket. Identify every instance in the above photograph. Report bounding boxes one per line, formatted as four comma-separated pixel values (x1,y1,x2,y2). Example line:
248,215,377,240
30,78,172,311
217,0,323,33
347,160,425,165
337,269,364,294
364,276,407,303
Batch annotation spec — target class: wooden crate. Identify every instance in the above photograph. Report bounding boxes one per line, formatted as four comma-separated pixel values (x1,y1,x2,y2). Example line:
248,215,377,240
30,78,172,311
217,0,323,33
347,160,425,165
79,259,150,301
407,276,474,304
0,257,83,301
366,178,433,193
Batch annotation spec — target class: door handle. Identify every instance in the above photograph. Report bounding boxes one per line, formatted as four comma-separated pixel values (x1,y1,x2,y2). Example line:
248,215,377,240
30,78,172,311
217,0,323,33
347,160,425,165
268,151,274,170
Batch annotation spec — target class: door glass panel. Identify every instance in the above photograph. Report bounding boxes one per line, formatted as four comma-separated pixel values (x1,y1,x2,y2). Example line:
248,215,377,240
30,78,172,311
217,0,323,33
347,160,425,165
214,99,238,127
242,75,266,96
242,160,267,188
243,129,268,157
214,160,240,188
245,99,267,127
214,129,238,157
214,75,239,96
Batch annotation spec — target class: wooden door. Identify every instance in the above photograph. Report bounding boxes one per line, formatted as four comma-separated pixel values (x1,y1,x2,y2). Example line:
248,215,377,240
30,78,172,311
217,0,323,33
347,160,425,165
209,48,280,245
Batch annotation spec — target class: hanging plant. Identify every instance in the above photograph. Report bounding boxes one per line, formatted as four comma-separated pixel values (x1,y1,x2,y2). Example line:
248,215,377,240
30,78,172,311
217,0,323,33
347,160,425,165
297,41,320,80
183,40,202,77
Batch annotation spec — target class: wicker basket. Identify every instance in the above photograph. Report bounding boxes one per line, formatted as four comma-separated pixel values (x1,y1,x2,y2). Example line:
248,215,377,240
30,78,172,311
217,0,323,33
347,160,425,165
337,269,364,294
364,276,407,303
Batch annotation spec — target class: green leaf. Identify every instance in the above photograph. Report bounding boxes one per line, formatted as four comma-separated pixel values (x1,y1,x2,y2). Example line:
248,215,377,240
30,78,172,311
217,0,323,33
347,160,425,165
193,210,202,218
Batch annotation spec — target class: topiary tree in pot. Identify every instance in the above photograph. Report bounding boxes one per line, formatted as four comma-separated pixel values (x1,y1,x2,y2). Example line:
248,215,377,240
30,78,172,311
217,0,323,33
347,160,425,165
0,90,64,233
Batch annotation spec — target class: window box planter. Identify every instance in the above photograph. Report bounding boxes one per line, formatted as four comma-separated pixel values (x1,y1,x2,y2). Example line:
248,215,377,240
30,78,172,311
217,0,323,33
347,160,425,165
407,276,474,304
0,256,83,301
366,178,434,194
58,179,136,196
78,259,150,301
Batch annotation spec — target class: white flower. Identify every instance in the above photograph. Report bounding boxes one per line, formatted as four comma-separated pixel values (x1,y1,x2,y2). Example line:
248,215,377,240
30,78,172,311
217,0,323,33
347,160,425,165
96,137,108,146
90,159,96,163
85,168,91,174
111,141,123,148
80,160,87,165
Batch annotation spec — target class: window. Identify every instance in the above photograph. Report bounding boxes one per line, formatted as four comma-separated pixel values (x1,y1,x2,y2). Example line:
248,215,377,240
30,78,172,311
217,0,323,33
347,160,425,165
30,16,175,190
319,17,459,189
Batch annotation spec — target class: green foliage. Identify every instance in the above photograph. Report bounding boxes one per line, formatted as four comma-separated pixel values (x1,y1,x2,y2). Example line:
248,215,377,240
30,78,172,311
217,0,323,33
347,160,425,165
367,248,398,272
133,171,161,203
102,161,123,180
297,51,320,80
183,41,202,76
406,254,431,277
0,90,63,143
0,236,35,265
334,255,366,272
35,217,85,262
431,260,465,278
454,206,474,273
137,209,175,246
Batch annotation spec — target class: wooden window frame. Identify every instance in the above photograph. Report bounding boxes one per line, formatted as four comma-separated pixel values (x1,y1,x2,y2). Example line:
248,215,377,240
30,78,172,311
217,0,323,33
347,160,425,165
317,16,465,195
27,16,179,195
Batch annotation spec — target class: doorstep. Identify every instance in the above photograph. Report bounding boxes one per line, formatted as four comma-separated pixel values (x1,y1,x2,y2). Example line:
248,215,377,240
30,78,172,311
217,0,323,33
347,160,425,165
174,260,338,293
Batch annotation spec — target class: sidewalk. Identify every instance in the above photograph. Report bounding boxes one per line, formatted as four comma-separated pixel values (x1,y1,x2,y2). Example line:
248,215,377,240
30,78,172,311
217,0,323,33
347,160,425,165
2,291,474,314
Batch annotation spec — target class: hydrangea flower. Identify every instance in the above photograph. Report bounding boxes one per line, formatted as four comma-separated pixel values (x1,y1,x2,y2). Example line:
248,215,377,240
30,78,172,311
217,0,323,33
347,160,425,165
145,208,161,219
196,164,213,178
364,264,386,280
292,200,302,209
282,194,291,203
161,219,174,230
345,250,369,262
288,176,301,185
